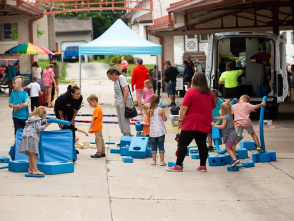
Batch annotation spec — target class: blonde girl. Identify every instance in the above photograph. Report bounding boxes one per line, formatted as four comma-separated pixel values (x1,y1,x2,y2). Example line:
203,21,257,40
143,79,154,104
18,107,51,175
211,101,240,167
148,94,167,166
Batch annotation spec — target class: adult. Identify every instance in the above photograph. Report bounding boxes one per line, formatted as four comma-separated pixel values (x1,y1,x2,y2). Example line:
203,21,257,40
131,58,150,115
186,55,195,74
151,65,162,97
54,84,83,144
107,68,132,136
50,58,60,96
219,61,244,101
41,64,57,107
120,56,128,75
167,72,216,172
6,62,19,95
32,61,42,79
182,60,193,89
163,60,179,107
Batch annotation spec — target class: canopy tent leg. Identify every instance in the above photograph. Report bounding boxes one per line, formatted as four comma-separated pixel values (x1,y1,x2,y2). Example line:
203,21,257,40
79,54,82,88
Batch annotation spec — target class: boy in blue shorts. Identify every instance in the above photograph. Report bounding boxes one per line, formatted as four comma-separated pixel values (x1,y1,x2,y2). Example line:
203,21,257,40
8,76,29,134
207,89,224,151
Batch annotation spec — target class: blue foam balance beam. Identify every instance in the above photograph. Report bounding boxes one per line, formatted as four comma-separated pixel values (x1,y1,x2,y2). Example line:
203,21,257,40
189,148,198,154
25,174,45,178
0,156,10,163
122,156,133,163
90,142,116,145
128,137,148,159
37,162,74,175
225,154,233,164
120,145,130,156
9,160,29,172
208,155,226,166
240,141,257,150
110,148,120,154
236,149,248,159
0,166,10,170
168,162,183,167
227,165,240,171
43,118,71,126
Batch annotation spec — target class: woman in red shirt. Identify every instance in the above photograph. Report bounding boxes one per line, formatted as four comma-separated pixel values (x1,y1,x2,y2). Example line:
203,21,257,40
121,56,128,75
167,72,216,172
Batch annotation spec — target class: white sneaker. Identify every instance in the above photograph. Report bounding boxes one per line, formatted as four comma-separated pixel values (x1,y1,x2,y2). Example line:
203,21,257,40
151,161,156,165
160,161,167,166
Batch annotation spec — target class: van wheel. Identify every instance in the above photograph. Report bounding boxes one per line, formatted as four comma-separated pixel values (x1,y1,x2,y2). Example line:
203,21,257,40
268,106,279,119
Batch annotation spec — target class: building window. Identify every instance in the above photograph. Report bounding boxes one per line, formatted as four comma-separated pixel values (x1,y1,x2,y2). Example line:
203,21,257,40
187,34,195,39
200,34,208,42
291,32,294,44
0,23,17,41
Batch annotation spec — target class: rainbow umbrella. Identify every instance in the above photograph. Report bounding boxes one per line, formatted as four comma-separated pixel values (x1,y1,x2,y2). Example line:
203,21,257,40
5,42,54,55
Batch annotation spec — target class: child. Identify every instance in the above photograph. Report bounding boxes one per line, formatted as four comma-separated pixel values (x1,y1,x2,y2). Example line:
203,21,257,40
207,89,224,152
212,101,240,167
8,76,29,134
18,107,50,175
143,79,154,104
87,94,105,158
140,103,151,145
231,94,266,153
23,76,42,112
148,94,167,166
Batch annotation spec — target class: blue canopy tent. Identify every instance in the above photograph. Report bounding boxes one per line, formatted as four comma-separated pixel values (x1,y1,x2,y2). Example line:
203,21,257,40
79,19,162,88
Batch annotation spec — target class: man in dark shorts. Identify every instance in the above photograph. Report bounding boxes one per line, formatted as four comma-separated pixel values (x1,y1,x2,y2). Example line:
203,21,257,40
163,61,179,107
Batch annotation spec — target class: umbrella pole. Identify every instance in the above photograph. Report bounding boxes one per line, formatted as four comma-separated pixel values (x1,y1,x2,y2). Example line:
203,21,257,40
79,54,82,88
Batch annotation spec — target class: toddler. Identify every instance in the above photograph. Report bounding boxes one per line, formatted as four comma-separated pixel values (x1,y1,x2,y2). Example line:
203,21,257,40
207,89,224,151
8,76,29,134
212,101,240,167
87,94,106,158
23,76,42,112
148,94,167,166
143,79,154,104
140,103,151,146
18,107,50,175
231,94,266,153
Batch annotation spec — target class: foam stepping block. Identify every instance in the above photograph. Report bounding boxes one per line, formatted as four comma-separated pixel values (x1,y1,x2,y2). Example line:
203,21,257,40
110,148,120,154
25,174,45,178
146,147,152,158
268,151,276,161
0,166,10,170
227,165,240,171
0,156,10,163
9,160,29,172
122,156,133,163
260,152,271,163
240,141,257,150
208,155,226,166
37,162,74,175
128,137,148,159
120,136,133,147
225,154,233,164
238,161,255,168
135,121,143,132
236,149,248,159
191,154,199,159
186,149,189,156
120,145,130,156
168,162,183,167
252,153,261,163
39,130,76,162
189,148,198,154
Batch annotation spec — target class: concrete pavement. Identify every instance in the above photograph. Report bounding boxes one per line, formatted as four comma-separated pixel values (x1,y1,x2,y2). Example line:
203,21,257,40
0,62,294,220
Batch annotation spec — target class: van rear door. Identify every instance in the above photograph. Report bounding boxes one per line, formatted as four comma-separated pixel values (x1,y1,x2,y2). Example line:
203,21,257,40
205,34,215,87
275,33,288,103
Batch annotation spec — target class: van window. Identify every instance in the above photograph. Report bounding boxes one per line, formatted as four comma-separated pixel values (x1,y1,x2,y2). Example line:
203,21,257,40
0,60,5,68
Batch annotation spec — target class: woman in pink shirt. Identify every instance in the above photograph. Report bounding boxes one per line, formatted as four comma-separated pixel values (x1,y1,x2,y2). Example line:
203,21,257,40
167,72,216,172
42,64,57,107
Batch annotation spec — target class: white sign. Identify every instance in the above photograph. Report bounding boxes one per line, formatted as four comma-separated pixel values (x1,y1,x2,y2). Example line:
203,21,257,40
176,78,183,90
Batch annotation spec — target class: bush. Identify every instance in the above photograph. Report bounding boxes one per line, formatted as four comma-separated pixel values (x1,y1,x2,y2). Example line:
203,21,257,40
109,55,133,64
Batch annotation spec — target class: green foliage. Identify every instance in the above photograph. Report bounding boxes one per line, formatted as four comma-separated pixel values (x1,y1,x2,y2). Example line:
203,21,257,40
37,24,44,38
38,59,70,83
9,24,18,39
109,55,133,64
92,13,122,39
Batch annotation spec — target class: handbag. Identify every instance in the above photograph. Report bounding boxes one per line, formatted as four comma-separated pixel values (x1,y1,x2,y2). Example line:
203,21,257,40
118,77,138,118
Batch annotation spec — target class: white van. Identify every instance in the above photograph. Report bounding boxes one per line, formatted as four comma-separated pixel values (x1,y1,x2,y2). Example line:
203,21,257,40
205,32,288,118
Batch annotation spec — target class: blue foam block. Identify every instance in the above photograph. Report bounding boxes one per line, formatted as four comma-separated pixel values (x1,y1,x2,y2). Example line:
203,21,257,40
225,154,233,164
9,160,29,172
267,151,276,161
189,148,198,154
146,147,152,158
120,145,130,156
238,161,255,168
110,148,120,154
122,156,133,163
39,130,76,162
186,149,189,156
208,155,226,166
236,149,248,159
0,166,9,170
25,174,45,178
135,121,143,132
240,141,257,150
227,165,240,171
128,137,148,159
168,162,183,167
43,118,71,126
0,156,10,163
260,152,271,163
252,153,260,163
120,136,133,147
37,162,74,175
191,154,199,159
